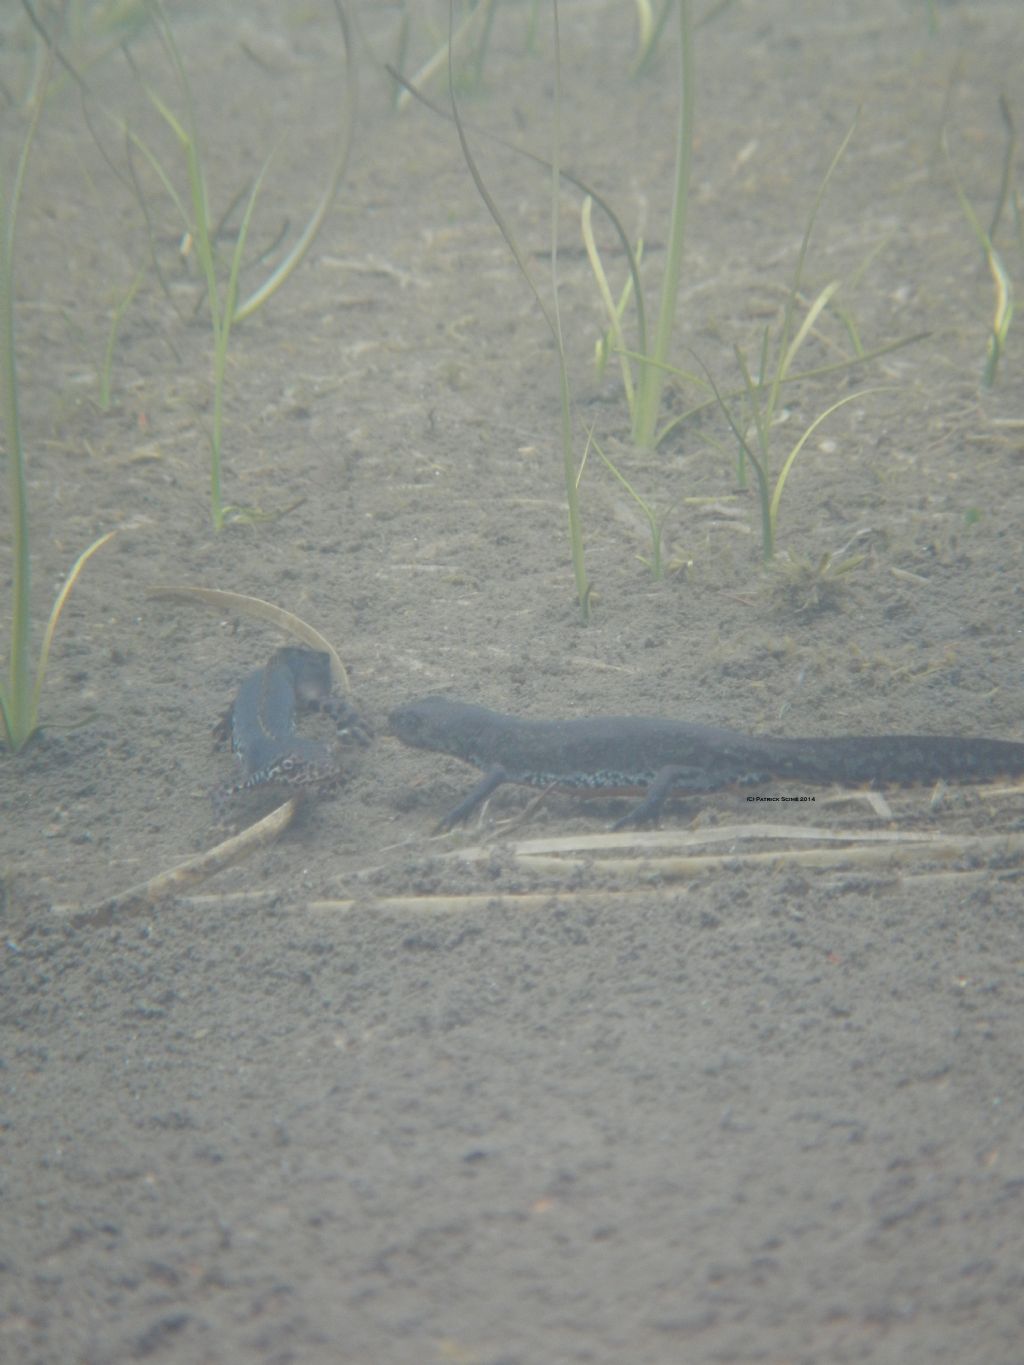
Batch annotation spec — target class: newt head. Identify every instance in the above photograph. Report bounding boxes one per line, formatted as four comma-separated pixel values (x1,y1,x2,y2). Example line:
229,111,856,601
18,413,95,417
389,696,498,759
270,646,333,704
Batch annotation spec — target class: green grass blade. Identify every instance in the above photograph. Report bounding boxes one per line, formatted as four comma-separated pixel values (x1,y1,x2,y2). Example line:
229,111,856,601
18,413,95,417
1,20,54,752
734,344,768,459
945,131,1015,387
1,192,30,749
767,386,891,542
210,150,275,526
99,268,144,410
447,65,553,331
621,328,928,394
989,94,1016,241
630,0,675,77
234,0,356,322
588,429,663,577
616,347,710,390
730,345,774,552
633,0,694,448
223,157,273,339
122,124,183,309
632,0,655,69
446,0,588,617
547,0,589,619
832,298,865,357
581,195,636,415
0,689,13,752
141,1,221,332
387,64,649,374
121,111,193,251
690,348,769,535
768,113,858,421
396,0,491,112
137,69,190,146
779,278,841,379
626,328,929,450
29,532,117,733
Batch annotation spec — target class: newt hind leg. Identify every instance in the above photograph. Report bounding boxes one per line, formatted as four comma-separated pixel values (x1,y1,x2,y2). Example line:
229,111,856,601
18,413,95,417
612,764,719,828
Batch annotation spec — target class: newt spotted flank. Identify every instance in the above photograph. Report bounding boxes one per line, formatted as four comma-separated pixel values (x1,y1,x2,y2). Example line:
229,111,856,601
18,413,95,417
389,695,1024,829
214,646,369,809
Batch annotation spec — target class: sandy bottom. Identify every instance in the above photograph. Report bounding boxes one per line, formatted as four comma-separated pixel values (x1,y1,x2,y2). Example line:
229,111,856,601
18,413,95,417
3,1,1023,1361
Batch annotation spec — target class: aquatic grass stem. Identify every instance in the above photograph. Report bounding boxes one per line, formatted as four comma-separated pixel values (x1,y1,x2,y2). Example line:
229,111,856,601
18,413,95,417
586,429,669,578
697,346,890,562
233,0,355,322
631,0,693,449
582,195,640,413
692,113,904,558
944,127,1015,388
142,1,265,526
209,156,275,524
99,268,144,410
1,26,113,752
447,0,589,618
122,0,355,524
547,4,589,618
4,20,38,708
396,0,497,112
617,328,928,446
388,64,650,378
0,70,43,751
765,116,859,424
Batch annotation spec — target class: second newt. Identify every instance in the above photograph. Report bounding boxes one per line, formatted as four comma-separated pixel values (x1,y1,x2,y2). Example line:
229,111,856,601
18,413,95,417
389,695,1024,828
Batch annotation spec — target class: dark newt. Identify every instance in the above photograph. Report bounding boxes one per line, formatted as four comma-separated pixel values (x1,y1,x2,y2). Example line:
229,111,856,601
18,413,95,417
389,695,1024,829
213,646,369,809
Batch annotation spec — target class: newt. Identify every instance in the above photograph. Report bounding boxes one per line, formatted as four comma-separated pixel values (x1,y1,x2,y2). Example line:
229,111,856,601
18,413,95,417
389,695,1024,829
214,646,369,809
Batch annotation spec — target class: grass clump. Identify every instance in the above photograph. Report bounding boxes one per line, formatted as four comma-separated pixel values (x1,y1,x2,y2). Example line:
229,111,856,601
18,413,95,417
584,0,695,449
581,428,682,580
117,0,355,528
629,118,924,562
945,96,1019,388
769,547,867,614
700,119,894,560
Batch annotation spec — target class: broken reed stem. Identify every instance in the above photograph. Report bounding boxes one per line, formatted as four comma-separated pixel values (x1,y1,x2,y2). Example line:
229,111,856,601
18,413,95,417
59,814,1024,926
61,798,298,928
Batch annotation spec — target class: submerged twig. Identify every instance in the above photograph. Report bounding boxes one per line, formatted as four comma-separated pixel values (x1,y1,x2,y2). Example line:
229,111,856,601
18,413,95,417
62,797,299,928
